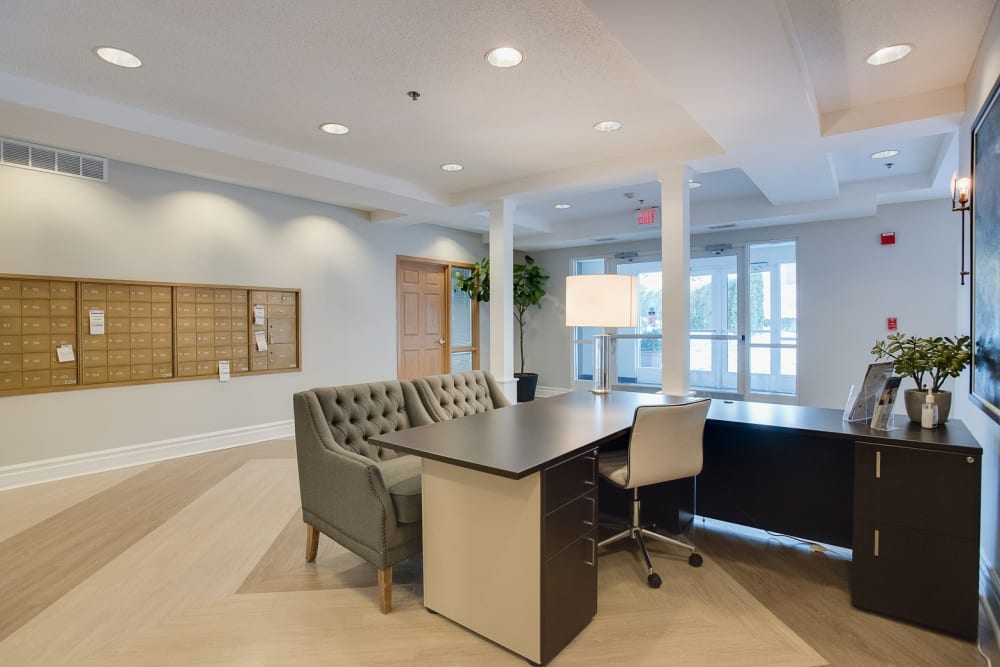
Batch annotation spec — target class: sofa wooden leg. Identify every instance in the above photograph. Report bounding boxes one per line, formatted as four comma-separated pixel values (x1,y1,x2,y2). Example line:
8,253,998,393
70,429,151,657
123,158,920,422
305,523,319,563
378,567,392,614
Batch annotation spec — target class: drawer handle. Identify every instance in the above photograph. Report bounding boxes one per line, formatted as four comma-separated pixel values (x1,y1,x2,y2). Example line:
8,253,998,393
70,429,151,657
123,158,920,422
875,451,881,479
583,496,596,527
583,454,597,485
584,537,596,567
873,529,879,558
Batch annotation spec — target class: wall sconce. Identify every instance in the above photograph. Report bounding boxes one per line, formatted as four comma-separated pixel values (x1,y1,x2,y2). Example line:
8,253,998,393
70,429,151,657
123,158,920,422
952,176,972,285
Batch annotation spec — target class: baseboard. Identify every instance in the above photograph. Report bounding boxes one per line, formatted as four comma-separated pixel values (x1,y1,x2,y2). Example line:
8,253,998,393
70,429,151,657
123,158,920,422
979,553,1000,647
0,420,294,491
535,385,571,398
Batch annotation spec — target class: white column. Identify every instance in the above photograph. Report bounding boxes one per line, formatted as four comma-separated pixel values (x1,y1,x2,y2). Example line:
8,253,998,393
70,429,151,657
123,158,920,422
660,165,691,396
487,199,517,402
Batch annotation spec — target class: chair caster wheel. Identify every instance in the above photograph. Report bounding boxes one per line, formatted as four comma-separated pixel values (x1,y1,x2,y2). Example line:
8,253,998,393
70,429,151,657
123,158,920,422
647,573,662,588
689,553,704,567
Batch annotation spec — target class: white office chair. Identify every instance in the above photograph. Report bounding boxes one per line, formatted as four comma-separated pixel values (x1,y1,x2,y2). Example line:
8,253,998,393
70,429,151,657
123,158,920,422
597,398,711,588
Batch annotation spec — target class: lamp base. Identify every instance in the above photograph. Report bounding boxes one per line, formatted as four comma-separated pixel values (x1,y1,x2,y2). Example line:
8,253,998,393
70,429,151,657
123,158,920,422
593,333,613,394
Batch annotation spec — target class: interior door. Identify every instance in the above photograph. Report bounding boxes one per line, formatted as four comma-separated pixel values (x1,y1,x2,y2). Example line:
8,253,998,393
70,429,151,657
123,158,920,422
397,260,449,380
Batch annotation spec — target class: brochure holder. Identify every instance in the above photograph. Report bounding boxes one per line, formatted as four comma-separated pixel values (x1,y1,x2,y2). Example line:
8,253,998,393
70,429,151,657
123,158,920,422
843,365,901,432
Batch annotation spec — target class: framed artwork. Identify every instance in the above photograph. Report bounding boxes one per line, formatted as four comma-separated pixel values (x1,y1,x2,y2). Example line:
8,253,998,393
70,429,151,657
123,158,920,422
971,70,1000,425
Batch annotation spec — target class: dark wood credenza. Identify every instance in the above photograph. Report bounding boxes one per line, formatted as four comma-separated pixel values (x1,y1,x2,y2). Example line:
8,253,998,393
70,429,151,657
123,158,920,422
694,400,982,639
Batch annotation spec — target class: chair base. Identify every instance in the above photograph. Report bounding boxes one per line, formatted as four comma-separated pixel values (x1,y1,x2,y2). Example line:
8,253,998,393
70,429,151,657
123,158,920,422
598,489,702,587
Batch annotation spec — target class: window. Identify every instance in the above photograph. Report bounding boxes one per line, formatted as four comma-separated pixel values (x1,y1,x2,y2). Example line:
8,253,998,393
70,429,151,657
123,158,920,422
569,239,797,401
450,266,479,371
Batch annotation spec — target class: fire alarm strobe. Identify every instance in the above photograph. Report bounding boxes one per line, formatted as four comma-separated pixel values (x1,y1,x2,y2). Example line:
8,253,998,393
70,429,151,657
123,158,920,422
880,232,896,245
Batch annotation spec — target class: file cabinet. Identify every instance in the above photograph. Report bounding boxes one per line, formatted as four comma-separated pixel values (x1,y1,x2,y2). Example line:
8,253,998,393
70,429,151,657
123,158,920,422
851,441,981,639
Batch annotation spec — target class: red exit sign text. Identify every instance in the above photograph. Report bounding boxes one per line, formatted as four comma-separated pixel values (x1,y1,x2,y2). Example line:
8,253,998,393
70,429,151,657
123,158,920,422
636,208,659,226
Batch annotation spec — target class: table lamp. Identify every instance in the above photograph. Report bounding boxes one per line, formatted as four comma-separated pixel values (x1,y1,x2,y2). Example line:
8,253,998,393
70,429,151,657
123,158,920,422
565,274,638,394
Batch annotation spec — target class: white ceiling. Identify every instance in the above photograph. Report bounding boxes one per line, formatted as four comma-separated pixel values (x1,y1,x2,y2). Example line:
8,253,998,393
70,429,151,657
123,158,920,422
0,0,995,249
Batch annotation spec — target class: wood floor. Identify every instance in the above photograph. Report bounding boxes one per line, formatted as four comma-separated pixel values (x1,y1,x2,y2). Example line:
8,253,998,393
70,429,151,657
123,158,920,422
0,438,991,666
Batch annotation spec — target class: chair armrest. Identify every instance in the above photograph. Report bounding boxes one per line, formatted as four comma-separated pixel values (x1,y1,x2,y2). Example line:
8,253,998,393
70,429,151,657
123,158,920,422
293,392,400,549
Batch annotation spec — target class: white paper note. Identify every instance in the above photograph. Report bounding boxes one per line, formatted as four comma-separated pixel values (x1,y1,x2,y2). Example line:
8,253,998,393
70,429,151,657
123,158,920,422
89,309,105,335
254,330,268,352
218,360,231,382
253,304,266,325
56,344,75,363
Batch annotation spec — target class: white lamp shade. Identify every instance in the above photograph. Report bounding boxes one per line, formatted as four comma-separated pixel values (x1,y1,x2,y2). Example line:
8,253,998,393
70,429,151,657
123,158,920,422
565,275,639,327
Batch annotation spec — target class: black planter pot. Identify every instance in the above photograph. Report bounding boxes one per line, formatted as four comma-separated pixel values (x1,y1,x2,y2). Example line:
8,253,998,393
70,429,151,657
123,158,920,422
514,372,539,402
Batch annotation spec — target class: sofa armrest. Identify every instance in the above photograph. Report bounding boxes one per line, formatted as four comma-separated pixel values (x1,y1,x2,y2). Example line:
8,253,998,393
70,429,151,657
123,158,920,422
293,391,400,549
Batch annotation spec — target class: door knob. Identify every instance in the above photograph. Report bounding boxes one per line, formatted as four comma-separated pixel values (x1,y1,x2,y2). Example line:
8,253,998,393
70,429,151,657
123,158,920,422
439,338,446,345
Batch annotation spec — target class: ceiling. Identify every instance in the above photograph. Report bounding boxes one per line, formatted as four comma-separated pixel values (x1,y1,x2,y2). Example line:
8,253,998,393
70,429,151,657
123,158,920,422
0,0,995,250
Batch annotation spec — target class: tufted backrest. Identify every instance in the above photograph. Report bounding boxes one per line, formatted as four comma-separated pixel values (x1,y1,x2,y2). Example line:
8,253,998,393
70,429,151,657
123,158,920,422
412,370,511,422
308,380,429,461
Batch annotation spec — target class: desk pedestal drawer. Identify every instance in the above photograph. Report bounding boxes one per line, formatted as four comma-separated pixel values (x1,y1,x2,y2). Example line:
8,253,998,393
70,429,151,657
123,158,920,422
851,518,978,639
542,530,597,664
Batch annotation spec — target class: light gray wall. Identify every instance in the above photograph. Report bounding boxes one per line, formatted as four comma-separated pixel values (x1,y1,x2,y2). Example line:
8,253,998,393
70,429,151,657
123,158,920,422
525,199,960,413
955,1,1000,581
0,160,488,467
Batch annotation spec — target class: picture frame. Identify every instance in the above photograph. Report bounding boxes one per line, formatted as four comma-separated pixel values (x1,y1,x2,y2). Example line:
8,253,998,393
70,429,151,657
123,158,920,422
970,70,1000,426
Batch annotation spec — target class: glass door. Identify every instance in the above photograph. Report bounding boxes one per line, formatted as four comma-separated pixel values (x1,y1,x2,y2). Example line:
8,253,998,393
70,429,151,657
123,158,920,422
689,249,744,398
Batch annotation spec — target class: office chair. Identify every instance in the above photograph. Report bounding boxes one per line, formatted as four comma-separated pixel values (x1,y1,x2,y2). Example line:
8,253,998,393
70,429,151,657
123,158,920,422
597,398,711,588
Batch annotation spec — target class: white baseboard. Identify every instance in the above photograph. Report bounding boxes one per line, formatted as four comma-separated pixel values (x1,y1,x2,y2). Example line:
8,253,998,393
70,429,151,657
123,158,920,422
0,420,294,491
535,385,571,398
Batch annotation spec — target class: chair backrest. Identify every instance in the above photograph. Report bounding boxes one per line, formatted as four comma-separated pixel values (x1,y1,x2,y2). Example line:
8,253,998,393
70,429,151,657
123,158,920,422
412,370,511,422
624,398,711,489
302,380,431,461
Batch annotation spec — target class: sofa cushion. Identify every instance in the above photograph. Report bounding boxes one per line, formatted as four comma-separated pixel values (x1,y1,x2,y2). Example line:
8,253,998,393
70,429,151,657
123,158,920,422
414,371,504,422
378,455,422,524
312,382,413,461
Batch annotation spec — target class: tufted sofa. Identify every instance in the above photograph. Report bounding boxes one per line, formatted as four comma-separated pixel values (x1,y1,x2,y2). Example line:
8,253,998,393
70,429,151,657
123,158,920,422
293,380,433,613
412,370,511,422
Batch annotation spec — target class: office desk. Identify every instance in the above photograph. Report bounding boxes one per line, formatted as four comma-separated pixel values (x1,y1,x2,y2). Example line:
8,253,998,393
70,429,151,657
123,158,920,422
695,400,982,639
371,390,691,665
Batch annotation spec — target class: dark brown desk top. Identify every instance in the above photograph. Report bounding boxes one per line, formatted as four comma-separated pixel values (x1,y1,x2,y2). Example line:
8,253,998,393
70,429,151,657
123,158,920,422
370,391,697,479
706,399,982,455
370,391,982,479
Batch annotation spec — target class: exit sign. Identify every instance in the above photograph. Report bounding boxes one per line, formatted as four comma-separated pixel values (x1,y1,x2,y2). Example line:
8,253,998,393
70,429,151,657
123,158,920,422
636,207,659,226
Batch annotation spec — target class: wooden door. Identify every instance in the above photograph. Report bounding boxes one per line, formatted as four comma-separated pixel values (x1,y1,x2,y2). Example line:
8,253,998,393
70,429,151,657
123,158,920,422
397,260,449,380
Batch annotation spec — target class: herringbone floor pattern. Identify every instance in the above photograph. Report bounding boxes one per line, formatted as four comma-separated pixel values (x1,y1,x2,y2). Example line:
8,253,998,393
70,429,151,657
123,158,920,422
0,438,987,665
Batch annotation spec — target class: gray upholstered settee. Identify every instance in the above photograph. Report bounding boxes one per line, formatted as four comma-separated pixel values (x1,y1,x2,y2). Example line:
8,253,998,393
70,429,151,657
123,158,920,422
412,370,511,422
293,380,432,613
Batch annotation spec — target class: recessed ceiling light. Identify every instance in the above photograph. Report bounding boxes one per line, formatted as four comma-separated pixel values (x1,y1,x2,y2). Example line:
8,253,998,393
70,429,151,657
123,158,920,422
94,46,142,68
866,44,913,66
554,203,571,209
688,180,702,189
441,163,464,172
593,120,622,133
871,149,899,159
485,47,523,68
319,123,350,135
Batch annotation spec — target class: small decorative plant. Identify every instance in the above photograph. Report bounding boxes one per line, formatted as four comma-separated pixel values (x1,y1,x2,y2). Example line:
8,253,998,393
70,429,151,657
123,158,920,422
871,333,972,392
455,255,549,375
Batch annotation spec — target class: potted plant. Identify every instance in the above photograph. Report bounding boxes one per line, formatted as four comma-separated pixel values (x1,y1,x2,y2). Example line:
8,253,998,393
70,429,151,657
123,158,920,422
455,256,550,401
871,333,971,423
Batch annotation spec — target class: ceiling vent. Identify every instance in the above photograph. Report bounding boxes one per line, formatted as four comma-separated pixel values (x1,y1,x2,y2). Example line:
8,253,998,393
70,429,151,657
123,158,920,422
708,223,737,230
1,137,107,182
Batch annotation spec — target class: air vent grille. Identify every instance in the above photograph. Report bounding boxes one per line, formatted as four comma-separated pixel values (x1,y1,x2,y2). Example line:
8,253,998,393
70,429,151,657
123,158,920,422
1,137,107,182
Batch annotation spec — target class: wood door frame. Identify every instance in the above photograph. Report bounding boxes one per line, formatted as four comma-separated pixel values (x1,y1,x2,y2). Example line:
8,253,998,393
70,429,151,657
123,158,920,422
395,256,480,379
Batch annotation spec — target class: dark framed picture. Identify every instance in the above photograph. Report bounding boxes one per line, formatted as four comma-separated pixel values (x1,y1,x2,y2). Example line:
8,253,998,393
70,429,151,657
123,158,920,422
971,70,1000,425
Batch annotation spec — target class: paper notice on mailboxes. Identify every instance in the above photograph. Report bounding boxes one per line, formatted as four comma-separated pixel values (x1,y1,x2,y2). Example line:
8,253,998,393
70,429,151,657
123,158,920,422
254,330,268,352
89,309,105,335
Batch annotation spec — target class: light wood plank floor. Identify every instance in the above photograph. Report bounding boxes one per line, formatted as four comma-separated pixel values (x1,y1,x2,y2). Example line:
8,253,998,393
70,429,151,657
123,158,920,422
0,438,992,666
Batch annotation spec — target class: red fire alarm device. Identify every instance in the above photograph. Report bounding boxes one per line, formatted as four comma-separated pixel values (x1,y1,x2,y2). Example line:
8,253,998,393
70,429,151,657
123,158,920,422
887,317,898,331
880,232,896,245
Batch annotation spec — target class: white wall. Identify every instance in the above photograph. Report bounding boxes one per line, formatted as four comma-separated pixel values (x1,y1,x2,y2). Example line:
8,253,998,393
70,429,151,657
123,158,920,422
955,1,1000,578
0,160,487,468
526,199,960,410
